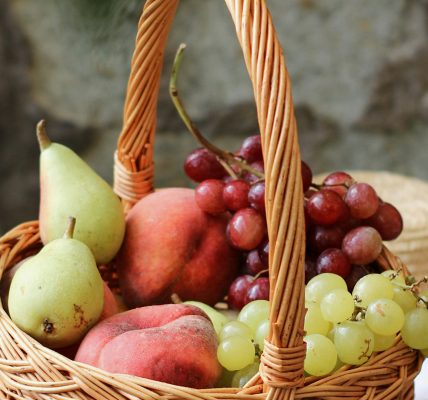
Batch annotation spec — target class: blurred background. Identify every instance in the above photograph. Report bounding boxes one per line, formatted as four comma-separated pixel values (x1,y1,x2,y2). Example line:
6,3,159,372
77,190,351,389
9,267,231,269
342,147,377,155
1,0,428,234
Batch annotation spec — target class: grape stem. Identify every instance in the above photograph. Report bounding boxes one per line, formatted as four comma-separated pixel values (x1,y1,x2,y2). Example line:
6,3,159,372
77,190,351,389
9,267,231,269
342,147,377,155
171,293,183,304
254,268,269,280
350,302,366,321
310,183,323,190
388,269,403,281
409,276,428,290
417,296,428,308
169,43,264,179
395,275,428,292
411,276,428,308
310,182,351,190
217,158,238,179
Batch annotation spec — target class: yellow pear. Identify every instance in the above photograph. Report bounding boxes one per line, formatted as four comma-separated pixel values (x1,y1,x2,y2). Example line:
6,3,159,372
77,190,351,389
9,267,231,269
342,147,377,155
37,120,125,264
8,217,104,348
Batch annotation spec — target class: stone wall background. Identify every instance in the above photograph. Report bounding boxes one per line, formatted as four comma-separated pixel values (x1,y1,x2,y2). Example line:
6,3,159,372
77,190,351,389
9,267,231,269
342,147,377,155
1,0,428,233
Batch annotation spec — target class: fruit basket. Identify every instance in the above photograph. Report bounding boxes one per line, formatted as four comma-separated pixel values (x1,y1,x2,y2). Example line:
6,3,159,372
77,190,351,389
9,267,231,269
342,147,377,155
0,0,424,399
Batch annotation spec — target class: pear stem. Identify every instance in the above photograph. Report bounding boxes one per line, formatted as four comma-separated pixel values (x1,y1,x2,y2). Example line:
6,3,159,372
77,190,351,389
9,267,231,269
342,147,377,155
63,217,76,239
36,120,52,151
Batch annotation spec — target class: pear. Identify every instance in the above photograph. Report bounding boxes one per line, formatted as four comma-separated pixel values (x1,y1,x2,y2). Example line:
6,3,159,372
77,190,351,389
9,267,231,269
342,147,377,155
8,217,104,348
37,120,125,264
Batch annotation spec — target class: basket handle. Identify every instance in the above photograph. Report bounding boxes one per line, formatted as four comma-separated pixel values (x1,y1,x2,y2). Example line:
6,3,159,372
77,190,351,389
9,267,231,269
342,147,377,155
114,0,306,396
114,0,179,211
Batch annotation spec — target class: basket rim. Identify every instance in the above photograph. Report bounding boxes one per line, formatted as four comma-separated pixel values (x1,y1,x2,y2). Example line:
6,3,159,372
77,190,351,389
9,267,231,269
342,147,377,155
0,0,425,398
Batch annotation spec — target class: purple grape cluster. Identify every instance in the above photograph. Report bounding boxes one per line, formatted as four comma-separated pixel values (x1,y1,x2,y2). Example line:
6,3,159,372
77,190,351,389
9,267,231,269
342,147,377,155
184,135,404,309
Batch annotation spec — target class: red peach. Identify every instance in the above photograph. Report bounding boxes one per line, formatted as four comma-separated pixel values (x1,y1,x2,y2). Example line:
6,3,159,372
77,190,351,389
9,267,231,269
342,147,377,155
116,188,240,307
75,304,220,388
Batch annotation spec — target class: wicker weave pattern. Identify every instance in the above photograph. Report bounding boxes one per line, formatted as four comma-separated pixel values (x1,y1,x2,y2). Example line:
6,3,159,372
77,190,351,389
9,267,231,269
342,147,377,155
223,2,306,399
114,0,179,211
0,0,423,399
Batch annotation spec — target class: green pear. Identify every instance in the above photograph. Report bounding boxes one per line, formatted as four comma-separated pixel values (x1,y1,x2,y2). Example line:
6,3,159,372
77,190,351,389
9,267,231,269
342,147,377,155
37,120,125,264
8,217,104,348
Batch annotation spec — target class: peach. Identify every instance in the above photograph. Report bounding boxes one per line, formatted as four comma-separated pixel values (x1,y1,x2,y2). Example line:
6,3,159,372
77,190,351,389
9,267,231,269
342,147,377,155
75,304,220,388
0,257,33,313
116,188,240,307
99,282,119,321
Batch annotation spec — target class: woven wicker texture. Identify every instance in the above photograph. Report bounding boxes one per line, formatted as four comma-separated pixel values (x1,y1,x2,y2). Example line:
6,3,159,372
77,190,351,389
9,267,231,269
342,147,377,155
0,1,423,399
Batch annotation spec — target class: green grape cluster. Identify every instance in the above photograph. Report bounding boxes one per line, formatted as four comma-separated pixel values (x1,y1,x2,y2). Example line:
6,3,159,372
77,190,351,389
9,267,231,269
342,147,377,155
186,300,269,387
303,272,428,377
186,271,427,386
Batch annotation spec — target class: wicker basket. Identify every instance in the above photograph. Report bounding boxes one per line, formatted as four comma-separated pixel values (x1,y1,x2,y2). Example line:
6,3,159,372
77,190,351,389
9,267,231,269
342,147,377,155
0,1,423,399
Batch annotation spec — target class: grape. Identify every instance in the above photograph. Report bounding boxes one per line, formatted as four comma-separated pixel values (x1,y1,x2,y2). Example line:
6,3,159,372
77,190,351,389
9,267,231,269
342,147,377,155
184,148,226,182
258,238,269,266
239,135,263,163
320,289,354,323
337,215,361,233
243,161,264,183
255,319,269,351
304,303,331,336
323,171,354,186
316,248,351,278
381,270,406,285
327,325,337,342
342,226,382,265
352,274,394,307
334,320,374,365
392,286,417,313
364,202,403,241
304,334,337,376
345,183,379,219
345,264,371,292
245,250,265,275
373,333,396,352
228,275,254,310
301,161,313,193
365,298,405,335
304,202,311,232
322,171,354,197
184,301,228,335
231,361,260,388
304,256,318,284
217,336,255,371
248,181,265,213
305,189,318,199
245,278,269,303
307,190,348,226
219,320,254,342
223,180,250,211
238,300,270,332
305,273,347,304
401,308,428,349
228,208,266,250
308,225,345,255
195,179,226,214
